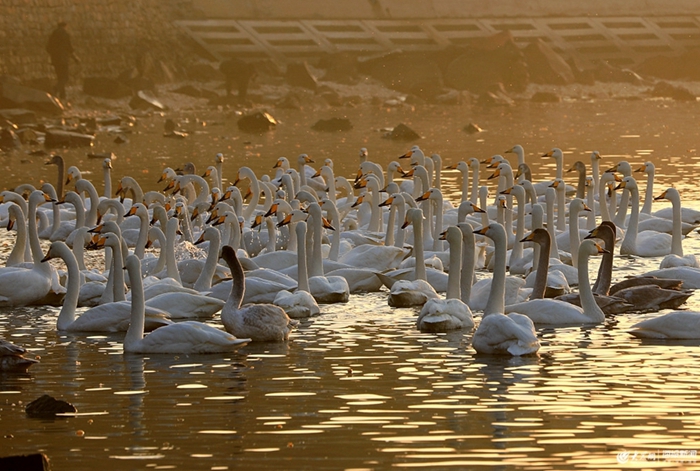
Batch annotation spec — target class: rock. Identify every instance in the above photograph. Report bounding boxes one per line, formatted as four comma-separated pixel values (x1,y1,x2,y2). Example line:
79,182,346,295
220,58,257,100
172,84,204,98
648,81,697,101
383,123,421,141
0,80,64,114
82,77,133,99
477,90,514,107
129,90,166,111
0,128,21,150
318,87,343,106
0,109,37,126
276,92,303,109
87,151,116,160
433,89,462,105
285,61,319,90
463,122,484,134
237,111,278,133
567,58,597,85
0,453,51,471
187,63,224,82
25,394,76,418
44,129,95,148
123,76,156,93
164,130,188,139
531,91,562,103
311,117,353,132
16,128,39,145
594,62,644,84
444,32,528,93
114,135,129,144
318,52,359,84
523,39,575,85
96,115,121,126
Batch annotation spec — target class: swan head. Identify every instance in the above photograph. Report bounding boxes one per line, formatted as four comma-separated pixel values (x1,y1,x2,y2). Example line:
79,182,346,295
505,144,524,156
580,239,609,257
654,187,679,202
615,176,637,191
542,148,563,160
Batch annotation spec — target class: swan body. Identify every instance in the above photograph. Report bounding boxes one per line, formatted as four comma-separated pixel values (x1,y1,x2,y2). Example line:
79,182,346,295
145,292,225,319
221,245,299,340
0,338,39,372
629,311,700,339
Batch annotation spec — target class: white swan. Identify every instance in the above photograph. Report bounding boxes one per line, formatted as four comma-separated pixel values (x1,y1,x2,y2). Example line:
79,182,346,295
42,241,172,332
470,223,540,356
123,254,250,353
504,240,607,325
629,311,700,339
273,221,321,318
221,245,299,341
388,208,439,308
416,226,474,332
618,176,671,257
307,202,350,303
656,188,699,268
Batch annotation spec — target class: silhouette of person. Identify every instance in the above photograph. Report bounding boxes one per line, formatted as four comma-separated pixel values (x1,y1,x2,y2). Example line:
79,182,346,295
46,21,79,100
219,58,256,103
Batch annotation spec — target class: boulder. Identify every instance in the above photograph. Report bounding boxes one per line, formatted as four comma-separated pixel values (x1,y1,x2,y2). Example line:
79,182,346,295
0,80,64,114
444,32,528,93
237,111,278,133
383,123,421,141
25,394,76,418
129,90,166,111
523,39,575,85
16,128,40,145
44,129,95,148
0,453,50,471
463,122,484,134
648,81,697,101
0,128,21,150
311,117,353,132
285,61,319,90
0,109,37,126
82,76,133,99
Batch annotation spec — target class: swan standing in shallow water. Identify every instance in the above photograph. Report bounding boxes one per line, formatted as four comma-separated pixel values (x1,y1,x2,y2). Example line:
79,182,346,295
221,245,298,341
655,188,699,268
416,226,474,332
123,254,251,353
470,224,540,356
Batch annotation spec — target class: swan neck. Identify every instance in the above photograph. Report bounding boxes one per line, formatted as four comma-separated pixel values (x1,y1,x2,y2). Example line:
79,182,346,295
124,258,145,349
578,248,604,322
484,228,506,316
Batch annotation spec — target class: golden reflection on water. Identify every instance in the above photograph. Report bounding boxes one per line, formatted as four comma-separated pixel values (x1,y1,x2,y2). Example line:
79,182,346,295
2,98,700,469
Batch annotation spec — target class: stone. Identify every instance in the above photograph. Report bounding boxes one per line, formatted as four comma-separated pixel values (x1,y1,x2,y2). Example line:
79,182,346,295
0,453,50,471
129,90,166,111
87,151,116,160
0,109,37,126
16,128,40,145
44,129,95,148
648,81,697,101
383,123,421,141
0,80,64,115
114,135,129,144
311,117,353,132
444,32,528,93
531,91,562,102
463,122,484,134
237,111,278,133
82,77,133,99
0,128,21,150
285,61,319,90
594,62,644,84
96,115,122,126
25,394,76,418
477,90,515,107
523,39,575,85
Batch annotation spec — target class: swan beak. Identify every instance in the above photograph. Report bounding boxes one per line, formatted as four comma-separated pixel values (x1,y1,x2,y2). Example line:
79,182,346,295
351,196,363,208
201,169,212,178
654,190,668,201
582,203,592,212
157,173,167,183
401,168,415,178
614,181,626,190
276,214,293,228
378,196,394,208
125,206,138,217
265,203,278,218
6,217,15,231
65,174,73,185
251,214,263,229
304,155,315,164
398,150,412,159
505,147,515,154
322,217,335,231
445,163,458,170
41,252,53,263
416,190,431,201
401,218,411,229
634,165,646,173
88,223,105,234
473,226,489,235
487,169,501,180
439,230,448,241
354,179,367,190
190,207,200,221
194,233,206,245
514,167,523,179
273,159,283,169
594,242,609,254
472,204,486,213
500,187,513,195
520,232,536,243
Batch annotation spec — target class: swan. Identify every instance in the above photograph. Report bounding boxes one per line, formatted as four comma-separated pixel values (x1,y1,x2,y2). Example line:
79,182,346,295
273,221,321,318
0,190,63,307
629,311,700,339
504,240,608,325
656,188,699,268
42,241,172,332
220,245,299,341
307,202,350,303
618,176,671,257
0,338,39,372
583,222,693,312
388,208,439,308
123,254,250,353
470,223,540,356
145,291,225,320
416,226,474,332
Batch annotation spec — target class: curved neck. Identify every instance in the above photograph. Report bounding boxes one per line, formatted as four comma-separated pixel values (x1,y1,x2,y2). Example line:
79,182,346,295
56,243,80,330
309,206,324,277
296,222,310,292
641,170,654,215
484,227,506,316
194,229,221,291
446,231,461,300
110,240,126,302
6,207,27,266
531,234,551,300
223,246,244,311
413,214,426,281
458,223,475,304
569,204,582,268
620,186,640,254
592,227,615,295
671,193,683,256
578,246,605,323
124,258,145,349
165,219,182,284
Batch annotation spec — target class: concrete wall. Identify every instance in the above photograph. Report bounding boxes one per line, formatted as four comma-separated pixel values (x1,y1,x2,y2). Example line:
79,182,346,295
0,0,198,82
193,0,700,19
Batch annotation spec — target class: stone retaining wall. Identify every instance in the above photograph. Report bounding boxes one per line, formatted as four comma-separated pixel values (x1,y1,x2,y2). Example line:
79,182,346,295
0,0,198,83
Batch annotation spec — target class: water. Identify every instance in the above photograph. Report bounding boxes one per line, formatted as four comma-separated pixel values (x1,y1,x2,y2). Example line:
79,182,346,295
2,89,700,470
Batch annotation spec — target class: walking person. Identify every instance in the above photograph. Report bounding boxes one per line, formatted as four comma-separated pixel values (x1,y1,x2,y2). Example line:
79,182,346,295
46,21,79,100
